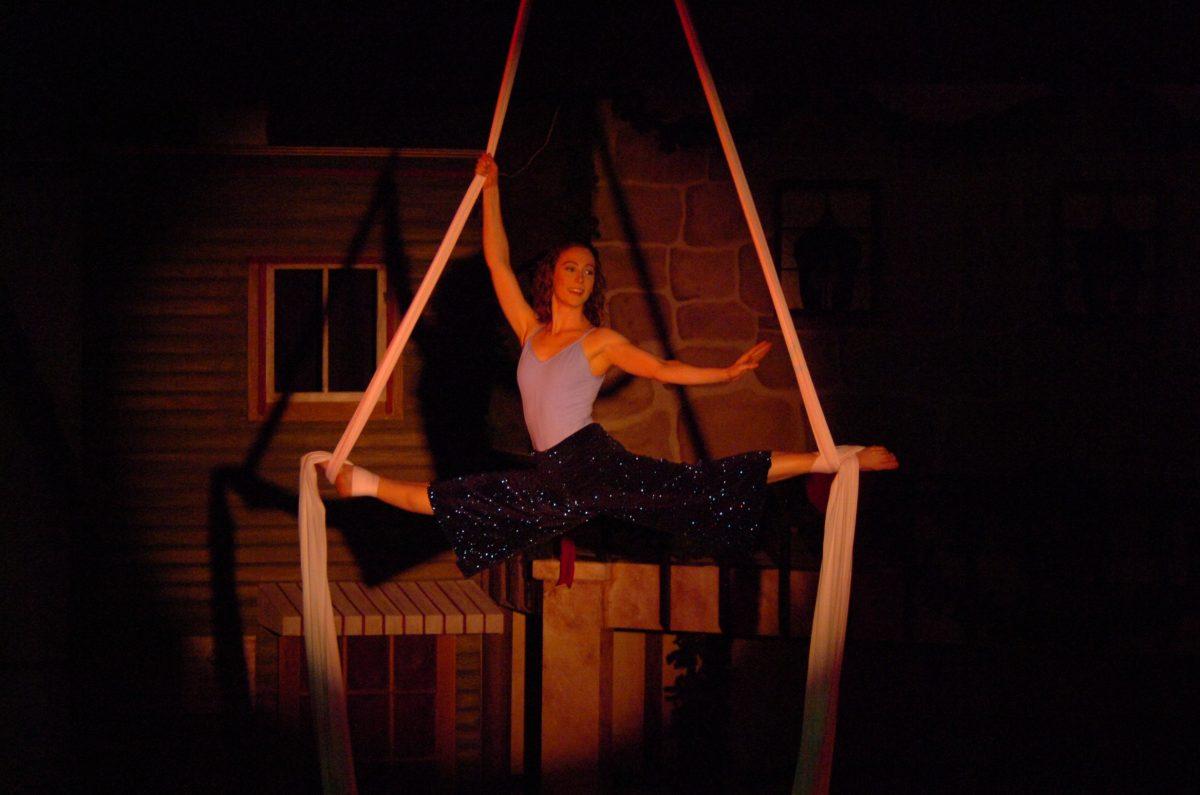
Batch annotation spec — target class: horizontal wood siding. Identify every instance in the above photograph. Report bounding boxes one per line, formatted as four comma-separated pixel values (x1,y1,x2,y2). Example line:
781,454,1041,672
97,153,483,632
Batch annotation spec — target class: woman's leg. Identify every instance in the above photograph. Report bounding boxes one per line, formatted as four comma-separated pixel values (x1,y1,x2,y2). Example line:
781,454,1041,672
376,477,434,515
327,463,434,515
767,451,823,484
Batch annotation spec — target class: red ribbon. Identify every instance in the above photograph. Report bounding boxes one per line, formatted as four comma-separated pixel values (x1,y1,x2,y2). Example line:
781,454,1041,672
556,537,576,587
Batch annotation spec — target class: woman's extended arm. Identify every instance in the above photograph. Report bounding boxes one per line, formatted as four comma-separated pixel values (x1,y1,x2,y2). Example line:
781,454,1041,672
477,154,539,344
595,330,771,385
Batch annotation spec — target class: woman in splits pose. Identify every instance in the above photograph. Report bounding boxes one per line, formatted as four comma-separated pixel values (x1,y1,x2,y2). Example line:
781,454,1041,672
328,154,898,574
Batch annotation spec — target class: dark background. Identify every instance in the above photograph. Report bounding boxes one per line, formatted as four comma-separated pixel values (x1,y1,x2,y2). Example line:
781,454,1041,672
3,1,1198,791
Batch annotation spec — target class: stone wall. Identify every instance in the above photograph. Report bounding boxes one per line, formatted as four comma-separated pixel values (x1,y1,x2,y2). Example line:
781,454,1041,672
591,109,809,462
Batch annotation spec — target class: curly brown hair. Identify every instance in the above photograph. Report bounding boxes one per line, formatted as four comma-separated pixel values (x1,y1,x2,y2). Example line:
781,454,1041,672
530,242,606,326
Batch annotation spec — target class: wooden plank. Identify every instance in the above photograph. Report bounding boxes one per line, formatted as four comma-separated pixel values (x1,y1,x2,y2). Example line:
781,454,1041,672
257,583,300,636
510,611,525,775
435,635,457,785
111,334,242,356
112,354,243,375
400,582,441,634
153,565,330,584
111,393,243,412
380,582,424,635
439,580,484,635
482,626,512,781
113,373,243,393
458,579,505,635
279,636,302,723
339,582,383,635
419,581,464,635
360,584,405,635
115,298,240,318
329,583,363,636
134,546,354,566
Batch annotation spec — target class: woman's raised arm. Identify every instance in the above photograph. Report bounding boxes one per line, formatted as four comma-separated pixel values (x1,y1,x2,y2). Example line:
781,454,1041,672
477,154,539,344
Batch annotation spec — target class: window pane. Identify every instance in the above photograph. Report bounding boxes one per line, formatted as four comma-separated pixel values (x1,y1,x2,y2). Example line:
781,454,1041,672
347,636,389,691
348,694,390,760
394,636,436,690
328,269,378,392
393,692,435,758
274,269,323,393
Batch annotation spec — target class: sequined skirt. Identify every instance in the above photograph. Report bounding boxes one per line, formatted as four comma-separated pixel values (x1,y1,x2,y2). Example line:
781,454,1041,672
427,423,772,574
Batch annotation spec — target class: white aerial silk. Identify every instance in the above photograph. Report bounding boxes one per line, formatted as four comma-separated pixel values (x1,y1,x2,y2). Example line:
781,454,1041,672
297,2,862,792
671,3,863,792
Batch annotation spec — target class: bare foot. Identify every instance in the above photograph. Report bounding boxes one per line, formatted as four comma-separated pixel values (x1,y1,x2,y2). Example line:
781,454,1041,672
856,446,899,471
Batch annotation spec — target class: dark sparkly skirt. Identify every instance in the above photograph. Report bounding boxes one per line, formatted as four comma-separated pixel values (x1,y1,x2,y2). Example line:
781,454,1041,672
427,423,772,575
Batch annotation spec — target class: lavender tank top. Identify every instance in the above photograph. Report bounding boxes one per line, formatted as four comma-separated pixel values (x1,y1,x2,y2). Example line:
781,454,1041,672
516,327,605,451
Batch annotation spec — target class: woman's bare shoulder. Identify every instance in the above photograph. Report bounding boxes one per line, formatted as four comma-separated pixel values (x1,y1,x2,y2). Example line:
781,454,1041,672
588,327,627,347
519,323,545,347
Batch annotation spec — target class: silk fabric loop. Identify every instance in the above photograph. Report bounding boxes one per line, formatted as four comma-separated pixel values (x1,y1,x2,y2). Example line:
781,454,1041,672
811,445,864,475
296,2,532,792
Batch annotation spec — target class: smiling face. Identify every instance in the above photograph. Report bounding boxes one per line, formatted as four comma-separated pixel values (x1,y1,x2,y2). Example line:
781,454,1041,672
532,242,606,325
551,245,597,310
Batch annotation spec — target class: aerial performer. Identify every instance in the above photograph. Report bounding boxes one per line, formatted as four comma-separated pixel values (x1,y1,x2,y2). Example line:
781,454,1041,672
322,153,899,573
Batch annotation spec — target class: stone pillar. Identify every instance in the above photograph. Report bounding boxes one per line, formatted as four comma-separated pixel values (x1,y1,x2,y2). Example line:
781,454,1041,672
532,560,611,792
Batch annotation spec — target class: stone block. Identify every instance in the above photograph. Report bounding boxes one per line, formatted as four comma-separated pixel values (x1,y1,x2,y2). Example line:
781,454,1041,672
595,242,668,293
607,292,674,346
669,566,720,633
738,243,775,314
593,374,655,423
684,182,748,246
668,247,737,301
594,183,683,244
604,563,662,630
675,300,756,343
612,126,708,184
753,328,797,390
677,390,805,461
675,345,743,369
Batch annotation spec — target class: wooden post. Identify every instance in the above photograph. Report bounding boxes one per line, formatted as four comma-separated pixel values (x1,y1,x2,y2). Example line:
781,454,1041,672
435,634,457,787
481,613,512,783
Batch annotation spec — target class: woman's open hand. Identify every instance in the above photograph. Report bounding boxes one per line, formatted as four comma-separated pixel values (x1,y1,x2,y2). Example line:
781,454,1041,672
476,152,499,187
726,341,772,381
